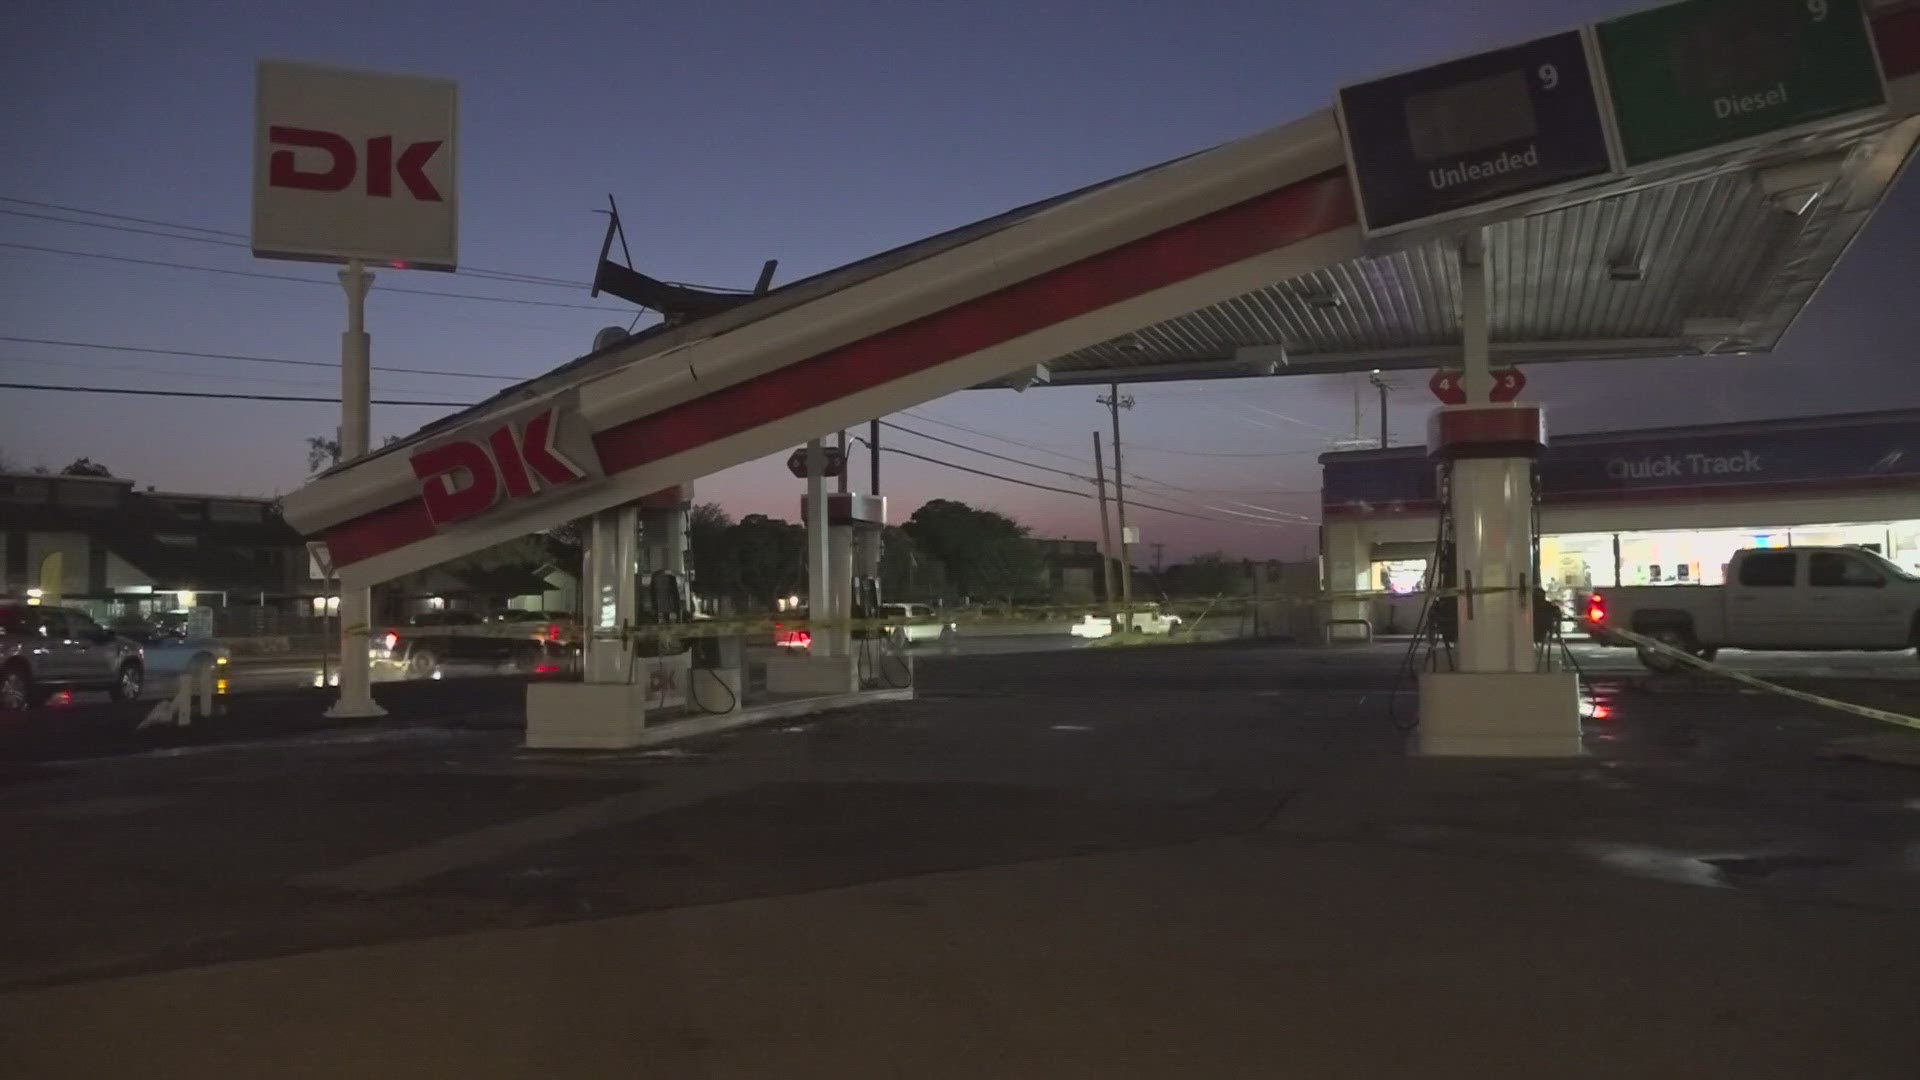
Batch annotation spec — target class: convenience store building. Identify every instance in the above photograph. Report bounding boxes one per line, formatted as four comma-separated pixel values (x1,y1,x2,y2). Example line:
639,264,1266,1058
1321,408,1920,634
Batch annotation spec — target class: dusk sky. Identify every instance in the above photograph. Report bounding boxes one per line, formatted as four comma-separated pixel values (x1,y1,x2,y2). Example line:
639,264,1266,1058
4,0,1916,562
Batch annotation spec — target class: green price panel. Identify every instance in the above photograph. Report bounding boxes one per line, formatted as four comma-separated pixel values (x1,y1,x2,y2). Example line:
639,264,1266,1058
1598,0,1886,167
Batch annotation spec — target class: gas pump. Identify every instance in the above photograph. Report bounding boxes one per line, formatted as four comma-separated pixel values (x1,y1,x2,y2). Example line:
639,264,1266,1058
768,491,890,695
640,569,688,626
633,486,695,710
850,576,882,638
1413,234,1579,756
850,509,911,688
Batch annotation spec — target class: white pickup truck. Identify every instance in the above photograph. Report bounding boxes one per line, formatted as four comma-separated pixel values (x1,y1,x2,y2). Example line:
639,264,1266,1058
1068,607,1184,639
1583,546,1920,672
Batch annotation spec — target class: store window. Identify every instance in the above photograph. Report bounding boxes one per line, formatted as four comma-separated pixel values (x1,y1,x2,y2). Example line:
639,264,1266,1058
1616,528,1755,587
1893,522,1920,575
1372,559,1428,595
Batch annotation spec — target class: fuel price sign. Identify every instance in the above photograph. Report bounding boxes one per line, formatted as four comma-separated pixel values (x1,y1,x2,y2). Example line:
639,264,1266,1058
1338,30,1616,235
1597,0,1886,167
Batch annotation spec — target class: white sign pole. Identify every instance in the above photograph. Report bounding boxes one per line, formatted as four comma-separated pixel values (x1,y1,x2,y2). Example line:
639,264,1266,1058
327,257,385,719
252,59,455,719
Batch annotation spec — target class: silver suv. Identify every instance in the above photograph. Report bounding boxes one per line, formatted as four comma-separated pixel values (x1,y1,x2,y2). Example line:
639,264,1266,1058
0,603,145,710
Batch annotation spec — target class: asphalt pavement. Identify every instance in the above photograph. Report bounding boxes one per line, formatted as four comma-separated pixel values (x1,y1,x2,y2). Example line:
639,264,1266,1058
3,638,1919,1075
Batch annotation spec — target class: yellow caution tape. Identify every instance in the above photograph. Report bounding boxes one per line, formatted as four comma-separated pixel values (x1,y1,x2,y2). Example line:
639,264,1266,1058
1596,621,1920,734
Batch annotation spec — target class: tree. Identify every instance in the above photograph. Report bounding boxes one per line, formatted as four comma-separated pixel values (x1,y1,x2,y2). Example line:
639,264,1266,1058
688,502,734,598
721,514,807,609
60,457,113,477
902,499,1045,603
307,432,400,475
878,525,947,603
306,435,341,475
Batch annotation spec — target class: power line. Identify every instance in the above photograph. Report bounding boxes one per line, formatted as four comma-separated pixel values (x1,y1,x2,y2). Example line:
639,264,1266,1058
0,241,626,311
900,410,1092,465
0,194,750,294
0,335,527,381
3,379,1311,528
868,440,1308,530
875,444,1088,498
1,355,345,391
897,408,1305,519
0,196,246,238
0,208,250,248
1123,444,1327,458
0,382,471,407
880,421,1092,482
0,196,579,286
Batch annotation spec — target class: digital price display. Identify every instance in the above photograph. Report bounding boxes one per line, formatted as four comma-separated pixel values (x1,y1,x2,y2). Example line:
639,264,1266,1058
1338,31,1616,235
1598,0,1886,167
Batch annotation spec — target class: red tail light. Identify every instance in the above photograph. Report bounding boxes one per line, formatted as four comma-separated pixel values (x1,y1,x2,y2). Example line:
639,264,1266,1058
546,623,560,642
1585,594,1606,624
384,631,400,650
533,663,559,675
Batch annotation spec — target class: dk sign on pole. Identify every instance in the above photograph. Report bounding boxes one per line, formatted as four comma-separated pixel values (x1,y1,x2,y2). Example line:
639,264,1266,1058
252,60,459,270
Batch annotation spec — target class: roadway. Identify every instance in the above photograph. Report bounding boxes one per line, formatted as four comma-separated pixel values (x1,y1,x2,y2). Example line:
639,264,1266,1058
2,636,1917,1076
206,634,1106,693
100,632,1920,702
7,634,1916,767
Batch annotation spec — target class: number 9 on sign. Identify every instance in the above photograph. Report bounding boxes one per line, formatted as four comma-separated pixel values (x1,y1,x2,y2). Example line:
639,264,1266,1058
1538,63,1559,90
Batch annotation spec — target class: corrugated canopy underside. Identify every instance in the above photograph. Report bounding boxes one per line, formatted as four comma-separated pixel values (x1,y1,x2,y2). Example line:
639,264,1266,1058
1015,123,1916,387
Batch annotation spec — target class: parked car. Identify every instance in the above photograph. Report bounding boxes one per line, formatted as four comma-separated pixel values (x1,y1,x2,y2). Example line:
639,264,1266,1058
487,609,581,645
773,608,812,650
391,610,579,645
880,603,957,646
1584,546,1920,672
372,633,571,681
112,622,231,683
0,603,145,710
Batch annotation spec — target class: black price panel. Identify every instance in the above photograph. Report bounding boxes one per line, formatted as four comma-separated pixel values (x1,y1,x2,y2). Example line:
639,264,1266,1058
1338,31,1617,235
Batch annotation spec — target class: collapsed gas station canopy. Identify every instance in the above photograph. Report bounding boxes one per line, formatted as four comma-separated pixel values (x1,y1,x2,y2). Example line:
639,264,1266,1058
1008,153,1910,386
284,0,1920,586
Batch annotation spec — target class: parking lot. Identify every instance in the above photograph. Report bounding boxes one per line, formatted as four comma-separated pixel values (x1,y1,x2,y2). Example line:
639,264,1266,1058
3,638,1920,1074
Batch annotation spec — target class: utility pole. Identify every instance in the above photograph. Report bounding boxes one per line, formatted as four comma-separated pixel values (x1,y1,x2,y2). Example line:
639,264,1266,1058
869,419,880,494
1094,432,1116,605
1368,369,1390,448
1152,542,1166,574
836,430,849,494
1098,383,1135,631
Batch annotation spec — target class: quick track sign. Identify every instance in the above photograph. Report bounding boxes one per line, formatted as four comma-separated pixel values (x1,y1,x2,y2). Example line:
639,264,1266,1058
252,60,458,270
